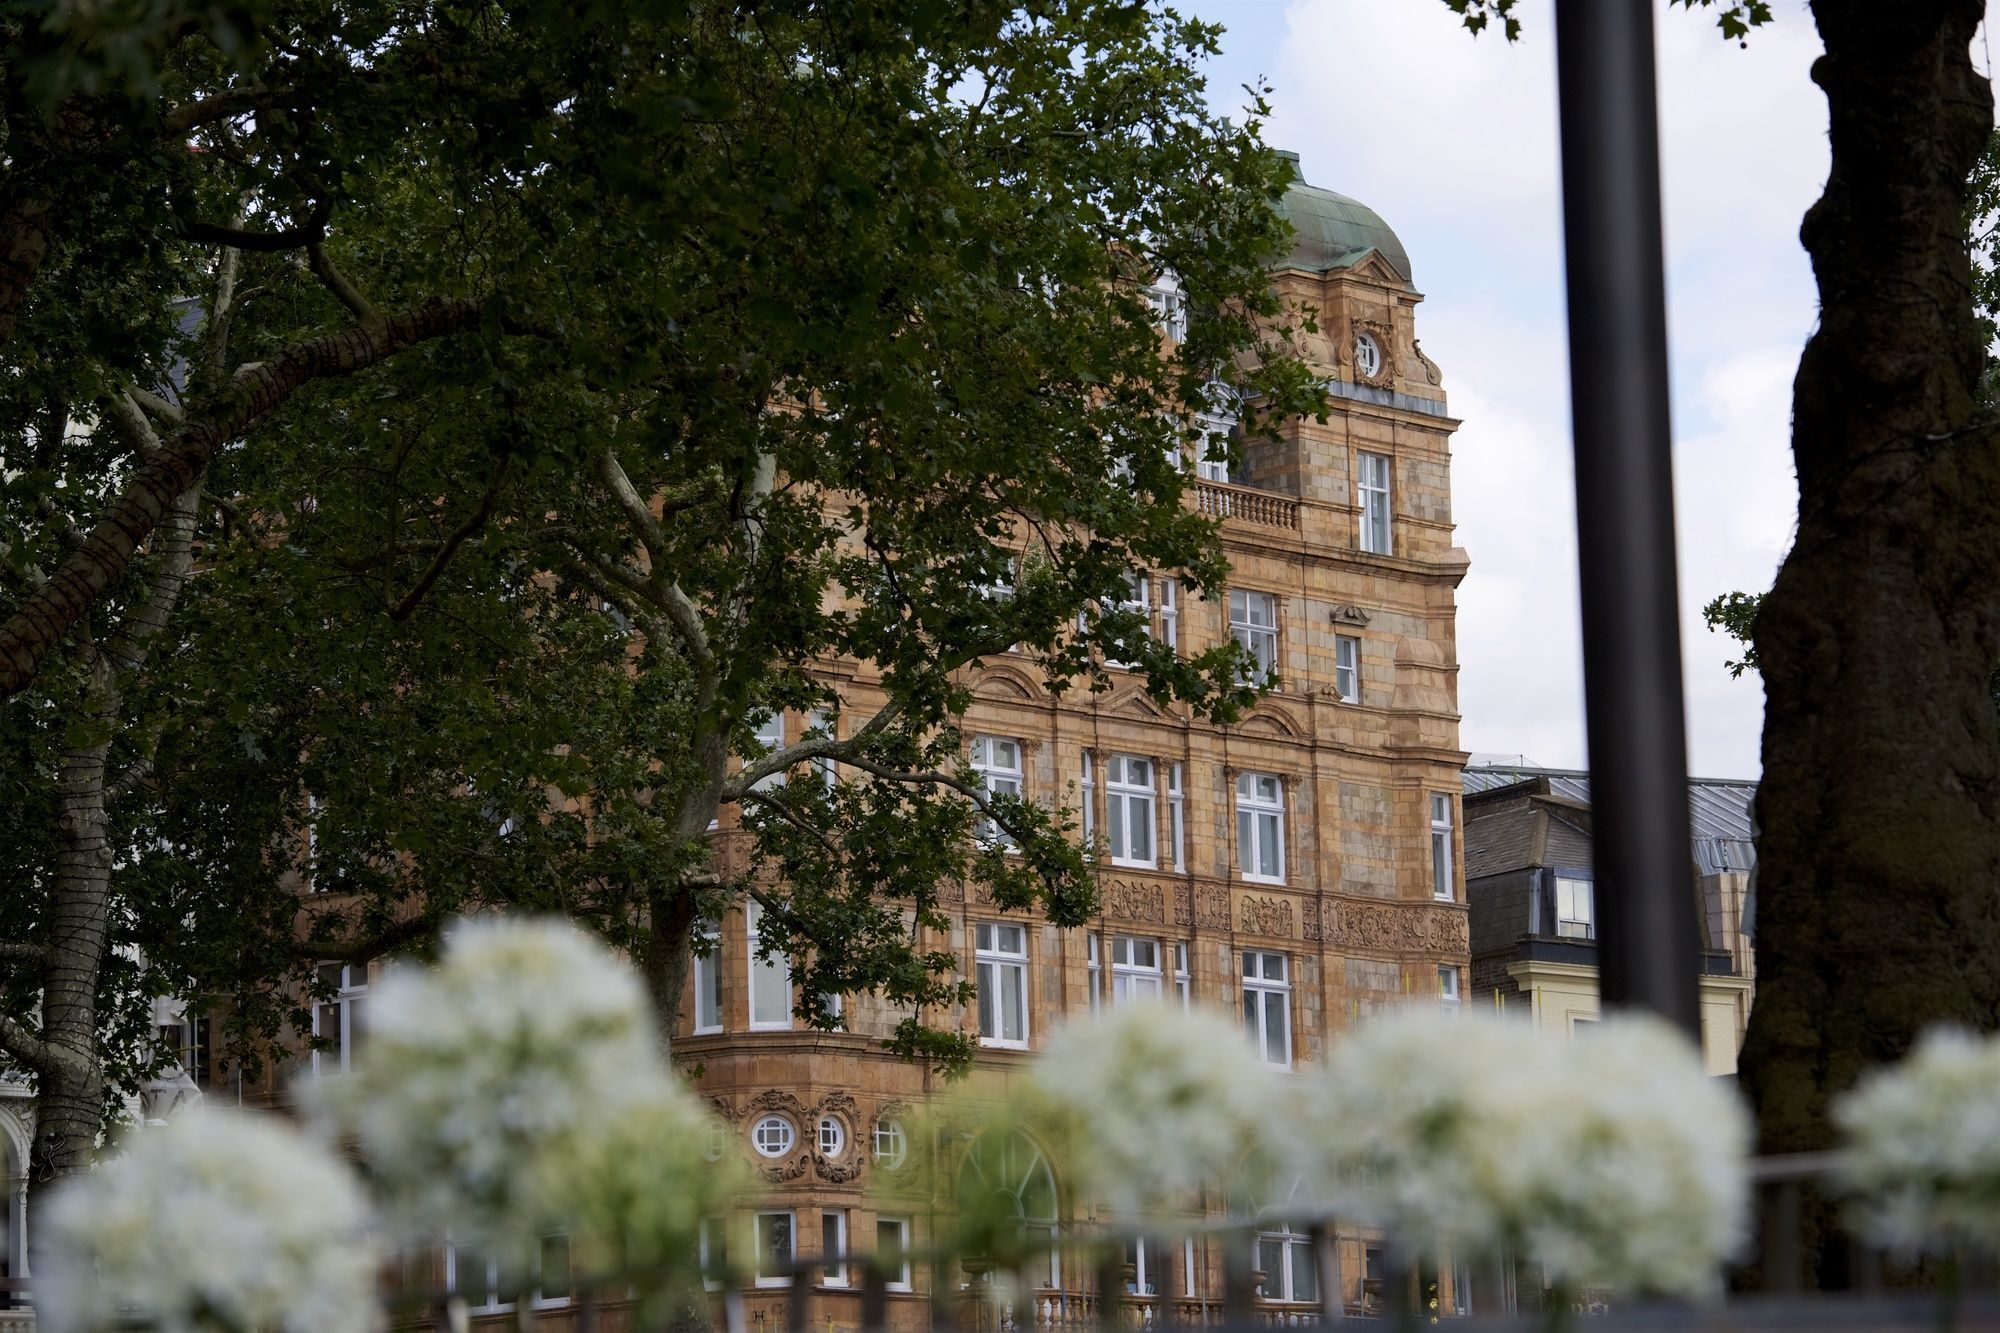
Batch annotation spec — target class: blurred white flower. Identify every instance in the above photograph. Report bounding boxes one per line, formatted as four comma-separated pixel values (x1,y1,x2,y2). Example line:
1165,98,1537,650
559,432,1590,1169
1835,1026,2000,1255
1520,1014,1750,1297
41,1107,376,1333
539,1075,753,1280
1300,1007,1747,1298
1026,1003,1287,1215
304,916,665,1252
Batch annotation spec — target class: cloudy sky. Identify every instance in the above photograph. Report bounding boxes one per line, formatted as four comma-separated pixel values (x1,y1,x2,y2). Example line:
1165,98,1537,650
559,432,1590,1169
1178,0,1975,779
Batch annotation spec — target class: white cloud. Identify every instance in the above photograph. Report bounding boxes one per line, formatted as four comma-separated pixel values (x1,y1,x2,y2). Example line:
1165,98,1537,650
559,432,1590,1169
1192,0,1910,779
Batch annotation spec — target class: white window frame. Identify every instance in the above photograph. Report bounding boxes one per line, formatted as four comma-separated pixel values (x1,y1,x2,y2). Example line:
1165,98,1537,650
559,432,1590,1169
1358,451,1393,555
1106,571,1151,669
970,735,1023,847
704,1120,729,1161
1195,381,1240,483
1086,933,1102,1014
1173,942,1191,1009
1081,752,1096,847
311,962,366,1075
804,709,837,789
1147,277,1188,341
873,1118,908,1169
1235,772,1286,884
1110,935,1164,1005
1334,634,1361,702
693,918,723,1034
975,921,1029,1048
1243,950,1292,1070
821,1210,849,1288
1354,331,1382,379
818,1115,846,1158
1430,793,1455,902
1168,761,1186,872
749,710,786,790
446,1234,570,1311
1158,577,1180,654
752,1114,796,1158
1105,754,1158,869
1439,965,1461,1008
1556,875,1595,940
1255,1223,1318,1303
1228,589,1279,677
747,901,792,1030
877,1217,913,1292
754,1210,797,1289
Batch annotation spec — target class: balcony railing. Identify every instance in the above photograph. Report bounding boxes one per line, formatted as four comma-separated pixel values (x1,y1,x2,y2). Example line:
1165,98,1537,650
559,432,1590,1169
1193,481,1298,531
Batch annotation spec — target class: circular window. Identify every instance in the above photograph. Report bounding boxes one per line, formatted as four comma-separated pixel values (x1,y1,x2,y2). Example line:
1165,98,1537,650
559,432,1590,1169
873,1118,908,1169
704,1119,729,1162
1354,332,1382,379
818,1115,846,1158
751,1115,795,1158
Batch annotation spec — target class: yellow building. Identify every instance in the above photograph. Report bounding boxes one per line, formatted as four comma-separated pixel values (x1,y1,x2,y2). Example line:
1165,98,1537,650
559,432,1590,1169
1460,765,1756,1077
676,157,1476,1328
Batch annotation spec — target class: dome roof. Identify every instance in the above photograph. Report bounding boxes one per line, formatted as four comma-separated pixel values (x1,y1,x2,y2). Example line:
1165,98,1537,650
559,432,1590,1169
1273,151,1413,286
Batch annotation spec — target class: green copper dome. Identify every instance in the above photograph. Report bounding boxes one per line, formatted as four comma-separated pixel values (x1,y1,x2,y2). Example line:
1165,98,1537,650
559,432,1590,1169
1273,151,1413,286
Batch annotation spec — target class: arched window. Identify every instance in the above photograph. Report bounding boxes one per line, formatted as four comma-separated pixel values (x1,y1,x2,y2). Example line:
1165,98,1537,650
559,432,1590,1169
961,1128,1061,1288
1230,1169,1320,1305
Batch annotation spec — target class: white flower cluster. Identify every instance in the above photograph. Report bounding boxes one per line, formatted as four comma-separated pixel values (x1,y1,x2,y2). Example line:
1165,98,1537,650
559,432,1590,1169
40,1108,377,1333
306,916,730,1264
1027,1004,1288,1214
1300,1007,1748,1298
1834,1026,2000,1254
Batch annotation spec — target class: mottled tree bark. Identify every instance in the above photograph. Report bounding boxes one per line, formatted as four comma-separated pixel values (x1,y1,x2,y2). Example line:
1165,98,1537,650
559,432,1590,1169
18,479,200,1270
1740,0,2000,1285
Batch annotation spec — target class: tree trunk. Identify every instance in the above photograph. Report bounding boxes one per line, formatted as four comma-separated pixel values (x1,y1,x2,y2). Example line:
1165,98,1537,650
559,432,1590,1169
22,481,201,1270
1740,0,2000,1286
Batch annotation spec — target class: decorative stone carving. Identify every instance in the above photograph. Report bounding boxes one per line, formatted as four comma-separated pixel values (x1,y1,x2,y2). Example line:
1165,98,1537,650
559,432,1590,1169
817,1090,860,1123
1238,894,1295,938
1172,889,1194,928
1321,900,1469,954
966,881,998,908
1103,880,1165,923
745,1088,812,1120
1302,903,1324,943
1194,887,1232,930
706,1095,736,1125
761,1155,812,1184
1330,603,1372,627
815,1153,865,1183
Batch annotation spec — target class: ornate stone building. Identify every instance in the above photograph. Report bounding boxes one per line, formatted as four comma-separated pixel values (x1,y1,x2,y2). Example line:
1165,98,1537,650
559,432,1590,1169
682,158,1474,1326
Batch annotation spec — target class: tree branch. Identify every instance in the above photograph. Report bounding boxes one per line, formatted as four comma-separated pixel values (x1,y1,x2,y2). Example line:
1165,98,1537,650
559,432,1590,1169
291,912,441,964
128,387,183,425
307,241,377,322
739,787,844,860
723,699,906,796
0,1011,57,1076
388,456,510,621
595,448,713,670
164,84,294,134
0,295,490,698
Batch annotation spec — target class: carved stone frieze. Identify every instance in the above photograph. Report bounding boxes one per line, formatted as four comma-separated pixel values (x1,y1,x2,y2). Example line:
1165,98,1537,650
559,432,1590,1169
1172,888,1193,928
1321,899,1469,954
1194,887,1232,930
817,1089,860,1122
1237,894,1295,938
1103,880,1165,923
706,1095,736,1125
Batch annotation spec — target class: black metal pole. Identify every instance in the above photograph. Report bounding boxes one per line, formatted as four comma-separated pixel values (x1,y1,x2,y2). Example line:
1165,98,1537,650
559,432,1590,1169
1552,0,1701,1037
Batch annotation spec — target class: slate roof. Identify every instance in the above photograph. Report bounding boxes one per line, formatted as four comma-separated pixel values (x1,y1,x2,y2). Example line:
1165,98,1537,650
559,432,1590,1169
1461,765,1758,876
